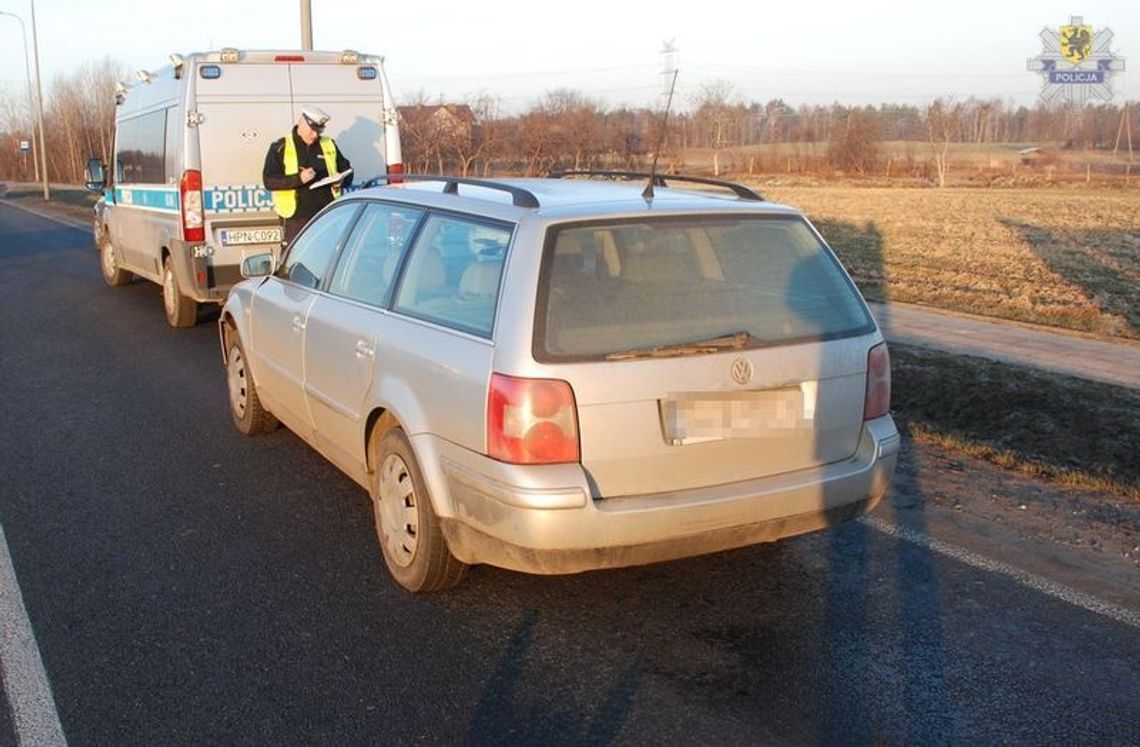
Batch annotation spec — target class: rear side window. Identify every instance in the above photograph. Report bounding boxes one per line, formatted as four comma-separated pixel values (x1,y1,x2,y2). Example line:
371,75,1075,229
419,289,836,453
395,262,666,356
115,109,168,184
392,214,511,338
328,203,424,307
537,215,873,360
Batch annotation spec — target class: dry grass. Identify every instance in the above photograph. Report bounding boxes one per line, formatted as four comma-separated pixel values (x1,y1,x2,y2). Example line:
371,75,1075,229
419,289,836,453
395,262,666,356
759,185,1140,338
891,345,1140,500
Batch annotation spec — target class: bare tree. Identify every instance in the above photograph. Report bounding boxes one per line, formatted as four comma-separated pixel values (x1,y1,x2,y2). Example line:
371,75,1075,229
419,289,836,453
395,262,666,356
925,98,957,187
827,106,883,175
449,94,503,176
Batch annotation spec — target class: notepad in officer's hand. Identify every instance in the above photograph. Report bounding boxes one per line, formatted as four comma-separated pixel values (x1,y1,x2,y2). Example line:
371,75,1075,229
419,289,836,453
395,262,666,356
308,168,352,190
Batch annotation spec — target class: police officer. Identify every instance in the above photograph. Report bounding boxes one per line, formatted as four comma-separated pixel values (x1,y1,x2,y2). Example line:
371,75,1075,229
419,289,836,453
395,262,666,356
262,105,353,246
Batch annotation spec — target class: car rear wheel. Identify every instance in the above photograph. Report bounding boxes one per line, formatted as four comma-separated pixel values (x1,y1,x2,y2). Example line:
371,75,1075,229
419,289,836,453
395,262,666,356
97,232,132,287
162,255,198,328
370,426,467,592
225,333,278,435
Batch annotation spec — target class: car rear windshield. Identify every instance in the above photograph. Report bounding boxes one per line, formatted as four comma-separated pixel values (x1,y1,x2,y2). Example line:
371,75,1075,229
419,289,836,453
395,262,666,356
535,214,874,361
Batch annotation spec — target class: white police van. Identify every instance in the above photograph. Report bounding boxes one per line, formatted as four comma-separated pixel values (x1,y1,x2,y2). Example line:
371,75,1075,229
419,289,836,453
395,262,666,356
85,48,403,327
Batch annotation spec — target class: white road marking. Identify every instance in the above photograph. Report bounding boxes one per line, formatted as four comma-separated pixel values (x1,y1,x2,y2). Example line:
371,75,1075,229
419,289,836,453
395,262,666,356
0,523,67,746
860,515,1140,630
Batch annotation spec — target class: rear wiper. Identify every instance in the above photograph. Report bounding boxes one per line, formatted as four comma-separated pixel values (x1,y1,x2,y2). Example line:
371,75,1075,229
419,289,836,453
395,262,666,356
605,331,751,360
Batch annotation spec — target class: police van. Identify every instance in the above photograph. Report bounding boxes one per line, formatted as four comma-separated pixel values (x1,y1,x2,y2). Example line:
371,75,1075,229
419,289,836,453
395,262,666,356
85,48,403,327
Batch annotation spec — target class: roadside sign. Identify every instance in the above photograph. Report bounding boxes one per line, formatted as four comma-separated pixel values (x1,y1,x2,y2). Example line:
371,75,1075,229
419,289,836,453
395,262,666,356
19,140,30,151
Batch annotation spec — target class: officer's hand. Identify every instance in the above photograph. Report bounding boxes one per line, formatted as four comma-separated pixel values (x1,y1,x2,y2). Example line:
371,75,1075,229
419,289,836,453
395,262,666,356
299,167,316,184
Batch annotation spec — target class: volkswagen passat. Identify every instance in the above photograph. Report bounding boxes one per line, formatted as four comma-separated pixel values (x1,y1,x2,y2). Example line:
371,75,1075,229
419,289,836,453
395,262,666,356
219,173,898,592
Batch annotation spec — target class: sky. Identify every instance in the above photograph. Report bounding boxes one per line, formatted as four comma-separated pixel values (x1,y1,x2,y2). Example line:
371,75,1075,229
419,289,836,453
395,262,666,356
0,0,1137,112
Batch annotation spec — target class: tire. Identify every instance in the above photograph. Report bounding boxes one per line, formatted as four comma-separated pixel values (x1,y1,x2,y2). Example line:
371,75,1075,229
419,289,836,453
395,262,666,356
96,230,132,287
162,255,198,328
370,426,467,592
225,332,278,436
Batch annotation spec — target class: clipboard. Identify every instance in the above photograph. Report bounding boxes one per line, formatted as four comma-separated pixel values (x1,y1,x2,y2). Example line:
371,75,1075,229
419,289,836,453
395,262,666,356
309,168,353,190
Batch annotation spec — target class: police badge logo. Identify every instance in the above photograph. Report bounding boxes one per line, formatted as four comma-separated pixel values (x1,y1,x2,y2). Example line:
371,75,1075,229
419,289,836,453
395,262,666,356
1060,23,1093,64
1029,16,1125,106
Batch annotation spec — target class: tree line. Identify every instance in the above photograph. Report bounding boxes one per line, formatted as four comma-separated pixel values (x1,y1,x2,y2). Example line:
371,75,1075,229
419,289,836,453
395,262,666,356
0,60,1136,184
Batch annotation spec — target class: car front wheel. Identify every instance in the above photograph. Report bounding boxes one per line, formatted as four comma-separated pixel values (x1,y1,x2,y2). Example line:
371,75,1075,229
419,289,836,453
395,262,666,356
225,333,278,435
370,426,467,592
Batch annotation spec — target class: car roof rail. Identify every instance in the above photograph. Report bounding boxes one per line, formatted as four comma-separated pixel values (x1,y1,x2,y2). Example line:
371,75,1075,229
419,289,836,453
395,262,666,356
549,169,765,202
368,173,540,208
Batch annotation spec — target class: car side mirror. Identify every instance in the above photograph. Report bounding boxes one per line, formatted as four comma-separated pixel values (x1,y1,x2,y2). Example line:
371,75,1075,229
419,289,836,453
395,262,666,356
241,252,277,278
84,158,106,193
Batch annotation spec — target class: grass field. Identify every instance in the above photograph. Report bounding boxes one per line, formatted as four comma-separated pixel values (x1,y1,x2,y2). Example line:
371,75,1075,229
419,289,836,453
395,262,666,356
760,185,1140,339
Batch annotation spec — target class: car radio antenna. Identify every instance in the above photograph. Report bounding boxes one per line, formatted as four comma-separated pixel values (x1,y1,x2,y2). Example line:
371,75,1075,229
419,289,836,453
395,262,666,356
643,68,679,200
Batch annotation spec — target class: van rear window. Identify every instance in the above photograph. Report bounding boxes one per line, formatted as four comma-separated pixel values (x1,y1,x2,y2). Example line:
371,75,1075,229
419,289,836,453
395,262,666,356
535,215,873,361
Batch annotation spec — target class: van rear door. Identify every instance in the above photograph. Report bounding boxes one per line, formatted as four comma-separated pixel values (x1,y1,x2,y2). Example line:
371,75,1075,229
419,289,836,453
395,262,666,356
195,63,293,284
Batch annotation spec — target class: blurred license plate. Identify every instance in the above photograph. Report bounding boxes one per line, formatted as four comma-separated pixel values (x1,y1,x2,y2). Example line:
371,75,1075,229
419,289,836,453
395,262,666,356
660,389,808,444
219,227,282,246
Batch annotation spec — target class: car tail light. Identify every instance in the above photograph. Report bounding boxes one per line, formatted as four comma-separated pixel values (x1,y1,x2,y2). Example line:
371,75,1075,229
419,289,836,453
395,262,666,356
387,162,404,185
274,55,305,63
180,169,205,242
864,343,891,420
488,373,579,464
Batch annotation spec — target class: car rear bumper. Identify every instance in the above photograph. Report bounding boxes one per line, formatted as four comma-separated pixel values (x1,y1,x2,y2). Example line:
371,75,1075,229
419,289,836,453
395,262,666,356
417,415,899,575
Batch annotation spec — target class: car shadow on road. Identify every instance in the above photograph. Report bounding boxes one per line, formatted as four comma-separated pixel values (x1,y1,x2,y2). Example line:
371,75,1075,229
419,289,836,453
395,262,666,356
463,609,642,746
1000,217,1140,337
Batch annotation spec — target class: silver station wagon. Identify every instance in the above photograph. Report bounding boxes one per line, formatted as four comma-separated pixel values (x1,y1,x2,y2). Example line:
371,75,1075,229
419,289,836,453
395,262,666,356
219,173,898,592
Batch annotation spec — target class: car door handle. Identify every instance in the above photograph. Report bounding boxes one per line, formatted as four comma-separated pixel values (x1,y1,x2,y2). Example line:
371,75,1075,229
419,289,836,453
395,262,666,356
292,315,305,332
355,340,375,359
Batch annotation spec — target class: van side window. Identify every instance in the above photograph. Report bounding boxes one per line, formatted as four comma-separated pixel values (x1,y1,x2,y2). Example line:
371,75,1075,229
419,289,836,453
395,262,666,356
328,203,424,308
279,204,361,290
392,214,511,337
115,109,168,184
163,108,180,183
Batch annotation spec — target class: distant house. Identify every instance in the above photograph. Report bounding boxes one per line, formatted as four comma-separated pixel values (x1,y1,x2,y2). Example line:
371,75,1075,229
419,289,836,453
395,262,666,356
1017,146,1057,166
397,104,476,139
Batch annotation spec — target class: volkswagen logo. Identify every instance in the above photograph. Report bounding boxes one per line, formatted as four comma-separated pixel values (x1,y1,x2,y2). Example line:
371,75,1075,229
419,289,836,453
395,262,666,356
730,357,753,385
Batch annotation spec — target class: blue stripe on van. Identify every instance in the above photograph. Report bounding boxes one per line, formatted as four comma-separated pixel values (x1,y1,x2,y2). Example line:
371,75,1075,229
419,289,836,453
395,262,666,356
114,186,180,212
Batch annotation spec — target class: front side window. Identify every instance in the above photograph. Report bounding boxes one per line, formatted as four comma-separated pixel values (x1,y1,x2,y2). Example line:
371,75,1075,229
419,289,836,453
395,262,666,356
279,204,361,289
392,214,512,337
328,203,424,308
537,215,873,360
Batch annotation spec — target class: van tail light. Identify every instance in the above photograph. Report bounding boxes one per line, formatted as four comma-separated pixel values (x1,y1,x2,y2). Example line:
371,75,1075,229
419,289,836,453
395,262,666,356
864,343,891,420
488,373,579,464
386,162,404,185
180,169,205,242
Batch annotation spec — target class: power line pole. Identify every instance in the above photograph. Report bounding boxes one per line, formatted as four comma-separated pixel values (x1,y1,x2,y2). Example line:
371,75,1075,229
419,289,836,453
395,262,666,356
300,0,313,50
29,0,49,200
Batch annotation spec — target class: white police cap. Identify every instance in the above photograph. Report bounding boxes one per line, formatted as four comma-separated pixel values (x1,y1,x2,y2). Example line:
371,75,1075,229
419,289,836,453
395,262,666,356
300,105,331,130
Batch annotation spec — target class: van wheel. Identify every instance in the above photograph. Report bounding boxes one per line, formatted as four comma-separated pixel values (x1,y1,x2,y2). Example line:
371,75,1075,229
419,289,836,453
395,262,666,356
225,333,278,435
97,233,132,286
370,427,467,592
162,255,198,328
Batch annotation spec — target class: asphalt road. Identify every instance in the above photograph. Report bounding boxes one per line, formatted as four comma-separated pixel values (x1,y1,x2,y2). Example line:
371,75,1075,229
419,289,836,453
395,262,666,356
0,202,1138,745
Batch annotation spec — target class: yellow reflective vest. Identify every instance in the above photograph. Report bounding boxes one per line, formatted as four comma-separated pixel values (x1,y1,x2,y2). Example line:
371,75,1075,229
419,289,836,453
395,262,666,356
270,134,341,218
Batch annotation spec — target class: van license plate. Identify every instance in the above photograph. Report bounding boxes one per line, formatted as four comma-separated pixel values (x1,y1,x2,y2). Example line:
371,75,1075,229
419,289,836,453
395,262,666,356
219,227,282,246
